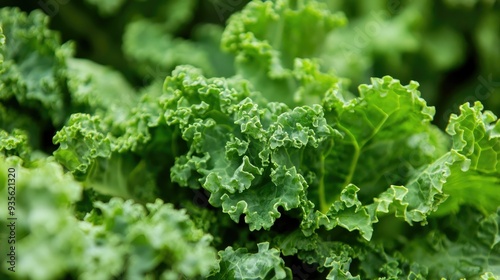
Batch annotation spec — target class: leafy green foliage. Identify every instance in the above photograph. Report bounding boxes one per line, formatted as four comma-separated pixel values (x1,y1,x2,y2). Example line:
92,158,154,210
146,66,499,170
0,156,218,280
210,242,292,279
222,0,348,105
400,206,500,279
0,7,72,126
1,1,500,279
437,102,500,215
0,129,31,160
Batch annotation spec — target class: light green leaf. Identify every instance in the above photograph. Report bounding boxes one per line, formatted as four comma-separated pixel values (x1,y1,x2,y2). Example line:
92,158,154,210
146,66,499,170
123,20,215,79
210,242,292,280
53,113,159,201
164,66,334,230
223,0,346,75
0,129,31,160
66,58,137,125
436,101,500,215
0,156,83,280
217,165,307,231
222,0,347,105
86,198,219,279
319,76,445,211
297,76,448,238
403,207,500,279
0,8,73,125
53,113,112,176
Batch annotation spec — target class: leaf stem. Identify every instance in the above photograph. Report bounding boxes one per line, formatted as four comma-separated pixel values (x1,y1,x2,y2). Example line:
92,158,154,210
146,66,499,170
337,113,389,191
318,136,334,213
336,123,360,190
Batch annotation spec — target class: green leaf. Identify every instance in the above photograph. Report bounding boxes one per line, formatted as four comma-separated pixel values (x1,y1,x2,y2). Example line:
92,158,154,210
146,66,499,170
297,76,448,238
223,0,346,74
217,164,307,231
53,113,112,176
320,76,445,209
66,58,137,124
123,19,215,79
403,207,500,279
436,101,500,215
0,156,218,279
394,151,465,224
210,242,292,280
164,66,328,231
53,113,159,201
0,129,31,160
222,0,347,105
0,7,73,125
86,198,219,279
0,156,84,280
275,229,357,275
325,256,360,280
